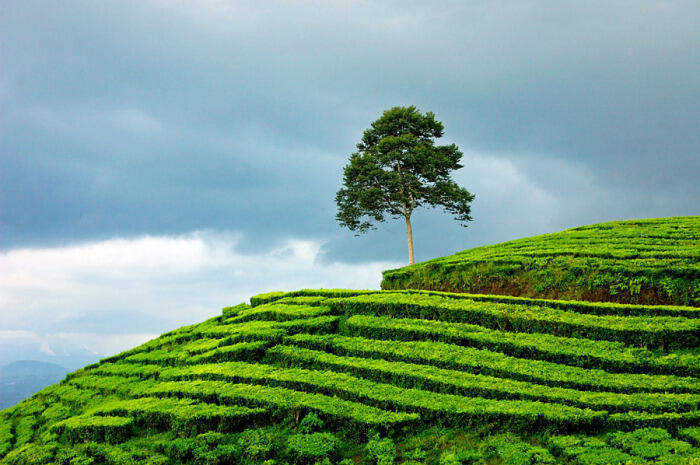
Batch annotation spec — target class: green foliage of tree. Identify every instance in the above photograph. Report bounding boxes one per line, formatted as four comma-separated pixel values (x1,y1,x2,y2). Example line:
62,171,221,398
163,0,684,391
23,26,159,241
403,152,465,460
336,106,474,265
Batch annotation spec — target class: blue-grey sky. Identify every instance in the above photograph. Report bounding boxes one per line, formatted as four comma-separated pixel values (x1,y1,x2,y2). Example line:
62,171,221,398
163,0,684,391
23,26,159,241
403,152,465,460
1,1,698,367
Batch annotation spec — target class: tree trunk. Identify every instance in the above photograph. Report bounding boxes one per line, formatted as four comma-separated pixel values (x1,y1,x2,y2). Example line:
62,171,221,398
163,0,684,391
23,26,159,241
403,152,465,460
405,215,415,265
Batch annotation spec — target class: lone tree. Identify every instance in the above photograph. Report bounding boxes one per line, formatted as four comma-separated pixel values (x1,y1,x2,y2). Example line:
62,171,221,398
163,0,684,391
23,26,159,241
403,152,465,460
336,106,475,265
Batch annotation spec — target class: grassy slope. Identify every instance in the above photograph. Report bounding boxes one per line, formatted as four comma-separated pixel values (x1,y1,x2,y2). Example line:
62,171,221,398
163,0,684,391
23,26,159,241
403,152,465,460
381,217,700,306
1,289,700,465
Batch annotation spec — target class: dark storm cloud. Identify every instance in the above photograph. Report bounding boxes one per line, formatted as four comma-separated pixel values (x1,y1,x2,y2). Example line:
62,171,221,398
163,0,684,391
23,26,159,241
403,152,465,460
1,0,698,257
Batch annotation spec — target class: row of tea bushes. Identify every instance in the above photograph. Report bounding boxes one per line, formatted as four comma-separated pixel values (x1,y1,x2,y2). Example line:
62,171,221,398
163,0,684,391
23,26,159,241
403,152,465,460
267,344,700,413
283,333,700,394
325,293,700,349
344,314,700,376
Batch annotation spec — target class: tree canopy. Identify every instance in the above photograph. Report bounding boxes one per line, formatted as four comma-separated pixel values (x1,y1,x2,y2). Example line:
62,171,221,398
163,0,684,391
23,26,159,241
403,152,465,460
335,106,474,264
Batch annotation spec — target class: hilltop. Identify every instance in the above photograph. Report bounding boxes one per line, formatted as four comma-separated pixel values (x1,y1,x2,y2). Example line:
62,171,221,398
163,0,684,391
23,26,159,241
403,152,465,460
382,217,699,306
1,217,700,465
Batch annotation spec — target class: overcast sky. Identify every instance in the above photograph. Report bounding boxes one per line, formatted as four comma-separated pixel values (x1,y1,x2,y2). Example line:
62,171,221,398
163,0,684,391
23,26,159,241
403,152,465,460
1,0,698,367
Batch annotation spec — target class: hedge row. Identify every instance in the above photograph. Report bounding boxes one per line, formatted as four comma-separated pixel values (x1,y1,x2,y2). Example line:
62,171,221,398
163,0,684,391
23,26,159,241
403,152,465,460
1,441,168,465
249,291,287,306
142,379,419,430
274,296,330,306
50,415,133,444
39,403,73,428
13,416,36,448
98,315,223,364
69,374,150,397
326,293,700,349
548,428,700,465
251,288,700,318
121,341,269,367
122,339,226,364
151,361,609,432
81,360,633,431
434,247,699,263
343,315,700,377
88,397,266,436
47,383,108,411
91,363,162,380
116,336,226,366
188,340,270,364
461,245,698,258
71,364,418,432
283,333,700,394
679,427,700,446
0,443,57,464
175,337,224,354
267,344,700,414
116,318,290,353
390,289,700,318
187,320,285,340
98,332,187,364
233,295,329,315
608,410,700,431
383,254,699,282
0,419,12,457
195,328,287,346
221,303,250,318
195,316,338,340
250,289,374,307
111,316,327,361
123,349,191,366
225,304,332,324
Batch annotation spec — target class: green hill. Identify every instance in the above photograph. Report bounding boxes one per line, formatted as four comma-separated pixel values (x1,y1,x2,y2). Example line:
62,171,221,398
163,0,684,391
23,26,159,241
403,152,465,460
381,216,700,306
2,289,700,464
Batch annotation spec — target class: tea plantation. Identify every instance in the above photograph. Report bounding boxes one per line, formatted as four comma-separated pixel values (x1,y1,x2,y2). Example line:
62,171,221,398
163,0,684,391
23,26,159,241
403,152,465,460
2,217,700,464
382,217,699,306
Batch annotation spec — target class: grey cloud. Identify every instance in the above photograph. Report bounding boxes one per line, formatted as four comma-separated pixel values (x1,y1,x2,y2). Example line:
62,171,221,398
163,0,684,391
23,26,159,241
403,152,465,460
1,0,698,256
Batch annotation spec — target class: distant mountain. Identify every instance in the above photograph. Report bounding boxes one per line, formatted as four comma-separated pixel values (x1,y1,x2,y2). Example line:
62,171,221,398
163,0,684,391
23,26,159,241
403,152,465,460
0,338,101,371
0,360,68,409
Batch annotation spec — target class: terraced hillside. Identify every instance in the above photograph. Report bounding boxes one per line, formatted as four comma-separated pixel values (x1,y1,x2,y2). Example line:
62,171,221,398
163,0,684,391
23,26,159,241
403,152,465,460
381,217,700,306
2,289,700,464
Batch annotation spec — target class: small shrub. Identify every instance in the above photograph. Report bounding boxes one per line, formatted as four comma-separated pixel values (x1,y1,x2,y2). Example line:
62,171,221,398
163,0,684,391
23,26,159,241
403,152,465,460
402,447,426,462
438,451,460,465
239,429,273,461
366,435,395,465
439,447,480,465
196,432,226,447
2,443,57,465
299,412,325,434
482,434,555,465
287,433,337,461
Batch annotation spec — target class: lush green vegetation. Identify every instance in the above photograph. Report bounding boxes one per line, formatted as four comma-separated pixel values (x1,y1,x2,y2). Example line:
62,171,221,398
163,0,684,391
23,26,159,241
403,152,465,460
2,217,699,464
2,286,700,464
382,217,700,306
